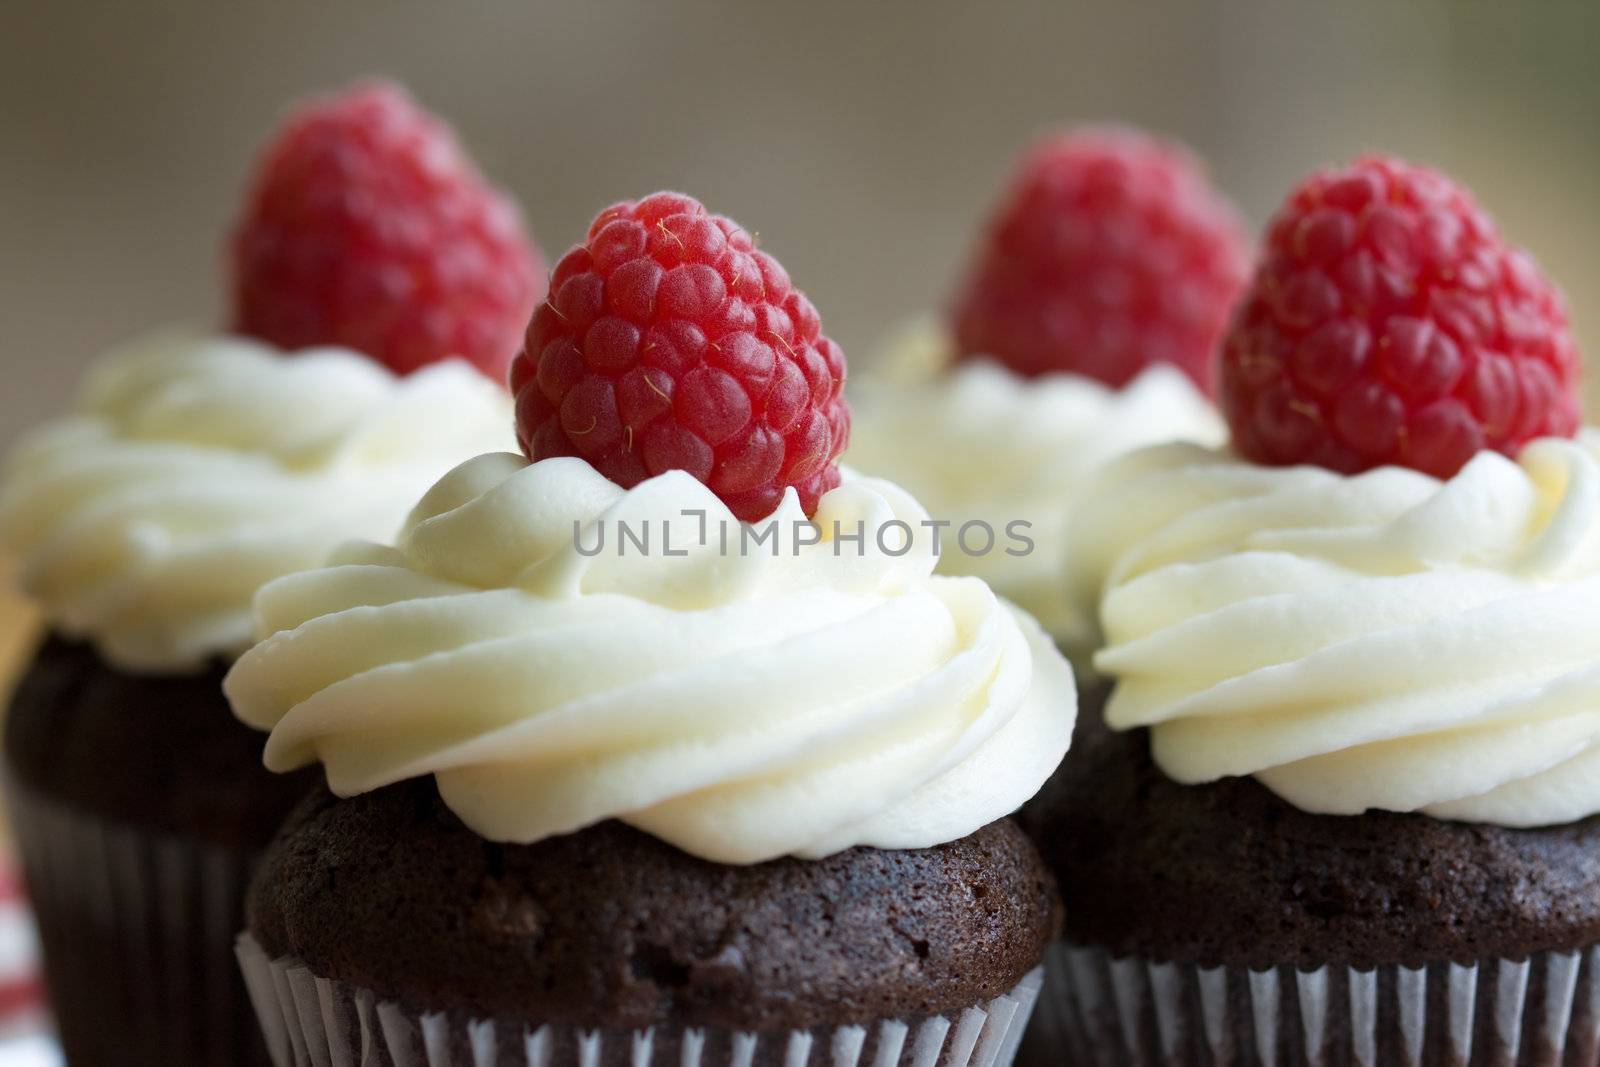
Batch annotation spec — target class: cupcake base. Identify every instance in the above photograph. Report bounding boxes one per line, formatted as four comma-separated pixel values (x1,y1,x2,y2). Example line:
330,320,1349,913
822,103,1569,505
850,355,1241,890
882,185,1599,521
1020,695,1600,1066
1023,699,1600,971
1027,941,1600,1067
9,777,269,1066
248,781,1060,1038
237,932,1043,1067
3,634,317,1067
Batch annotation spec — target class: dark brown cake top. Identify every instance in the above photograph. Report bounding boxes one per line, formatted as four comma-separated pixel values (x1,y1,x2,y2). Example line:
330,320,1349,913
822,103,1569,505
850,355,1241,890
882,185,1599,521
1026,696,1600,970
249,779,1060,1030
5,635,316,849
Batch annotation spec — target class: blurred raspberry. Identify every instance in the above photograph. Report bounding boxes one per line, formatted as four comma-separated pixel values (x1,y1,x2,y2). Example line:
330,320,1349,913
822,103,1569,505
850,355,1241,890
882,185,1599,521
952,127,1249,392
1220,155,1580,478
232,80,543,381
511,192,849,521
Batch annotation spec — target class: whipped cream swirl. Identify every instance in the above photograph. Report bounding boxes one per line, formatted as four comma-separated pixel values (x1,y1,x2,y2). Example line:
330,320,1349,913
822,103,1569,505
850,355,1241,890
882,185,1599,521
225,453,1076,863
1075,433,1600,827
0,332,512,672
846,322,1224,652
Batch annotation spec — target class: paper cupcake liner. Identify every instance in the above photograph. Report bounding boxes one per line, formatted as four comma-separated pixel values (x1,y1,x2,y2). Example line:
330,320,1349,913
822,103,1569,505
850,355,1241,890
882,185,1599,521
6,777,273,1067
235,932,1044,1067
1029,940,1600,1066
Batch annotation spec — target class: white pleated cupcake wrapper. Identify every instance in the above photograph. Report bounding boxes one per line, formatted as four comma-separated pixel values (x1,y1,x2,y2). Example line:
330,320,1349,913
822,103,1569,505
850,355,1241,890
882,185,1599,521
6,777,270,1065
236,932,1043,1067
1032,940,1600,1066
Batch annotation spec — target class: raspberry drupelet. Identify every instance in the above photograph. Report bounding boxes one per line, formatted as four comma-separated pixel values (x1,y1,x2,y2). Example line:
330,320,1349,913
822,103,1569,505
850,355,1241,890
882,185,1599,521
512,192,850,522
1221,155,1581,478
952,127,1250,393
232,80,543,382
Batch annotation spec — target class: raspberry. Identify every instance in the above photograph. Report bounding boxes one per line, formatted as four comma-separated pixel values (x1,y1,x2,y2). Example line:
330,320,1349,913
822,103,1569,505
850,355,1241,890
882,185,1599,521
1220,155,1581,478
951,127,1249,392
231,81,543,381
511,193,849,521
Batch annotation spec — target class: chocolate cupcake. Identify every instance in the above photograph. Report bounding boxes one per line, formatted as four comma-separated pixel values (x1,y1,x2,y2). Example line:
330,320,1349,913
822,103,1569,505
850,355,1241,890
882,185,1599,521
1026,697,1600,1066
244,780,1057,1066
4,635,319,1065
0,82,538,1067
225,192,1077,1066
1026,157,1597,1066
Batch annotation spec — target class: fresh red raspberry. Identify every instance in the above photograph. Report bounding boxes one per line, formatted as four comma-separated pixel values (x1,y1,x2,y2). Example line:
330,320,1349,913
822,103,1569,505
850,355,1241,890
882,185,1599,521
511,192,849,521
1220,156,1581,478
951,127,1249,392
231,81,543,381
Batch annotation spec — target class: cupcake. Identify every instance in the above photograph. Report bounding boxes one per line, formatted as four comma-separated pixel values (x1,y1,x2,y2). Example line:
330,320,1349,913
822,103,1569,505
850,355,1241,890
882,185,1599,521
224,192,1077,1066
845,128,1246,661
1027,156,1593,1065
0,82,540,1066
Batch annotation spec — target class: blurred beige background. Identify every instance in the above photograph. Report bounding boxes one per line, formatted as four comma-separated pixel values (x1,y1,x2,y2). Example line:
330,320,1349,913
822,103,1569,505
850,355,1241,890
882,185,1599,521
4,0,1600,451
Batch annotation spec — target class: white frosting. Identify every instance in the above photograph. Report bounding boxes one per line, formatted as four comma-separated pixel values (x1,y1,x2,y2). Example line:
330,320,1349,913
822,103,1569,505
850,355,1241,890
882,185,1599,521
224,453,1077,864
0,332,513,672
846,322,1224,652
1075,433,1600,827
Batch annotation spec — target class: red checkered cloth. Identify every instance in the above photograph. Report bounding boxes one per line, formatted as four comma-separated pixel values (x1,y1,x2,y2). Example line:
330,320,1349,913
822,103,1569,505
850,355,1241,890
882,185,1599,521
0,862,45,1039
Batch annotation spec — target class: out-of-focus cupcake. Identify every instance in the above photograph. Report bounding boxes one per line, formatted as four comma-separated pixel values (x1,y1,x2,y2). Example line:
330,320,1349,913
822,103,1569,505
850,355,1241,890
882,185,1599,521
1028,157,1595,1066
846,128,1246,663
0,81,541,1067
227,192,1076,1067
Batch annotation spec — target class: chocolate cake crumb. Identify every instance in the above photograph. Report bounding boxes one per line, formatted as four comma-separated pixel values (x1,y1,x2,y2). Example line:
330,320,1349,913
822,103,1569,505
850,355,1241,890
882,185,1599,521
250,778,1061,1030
